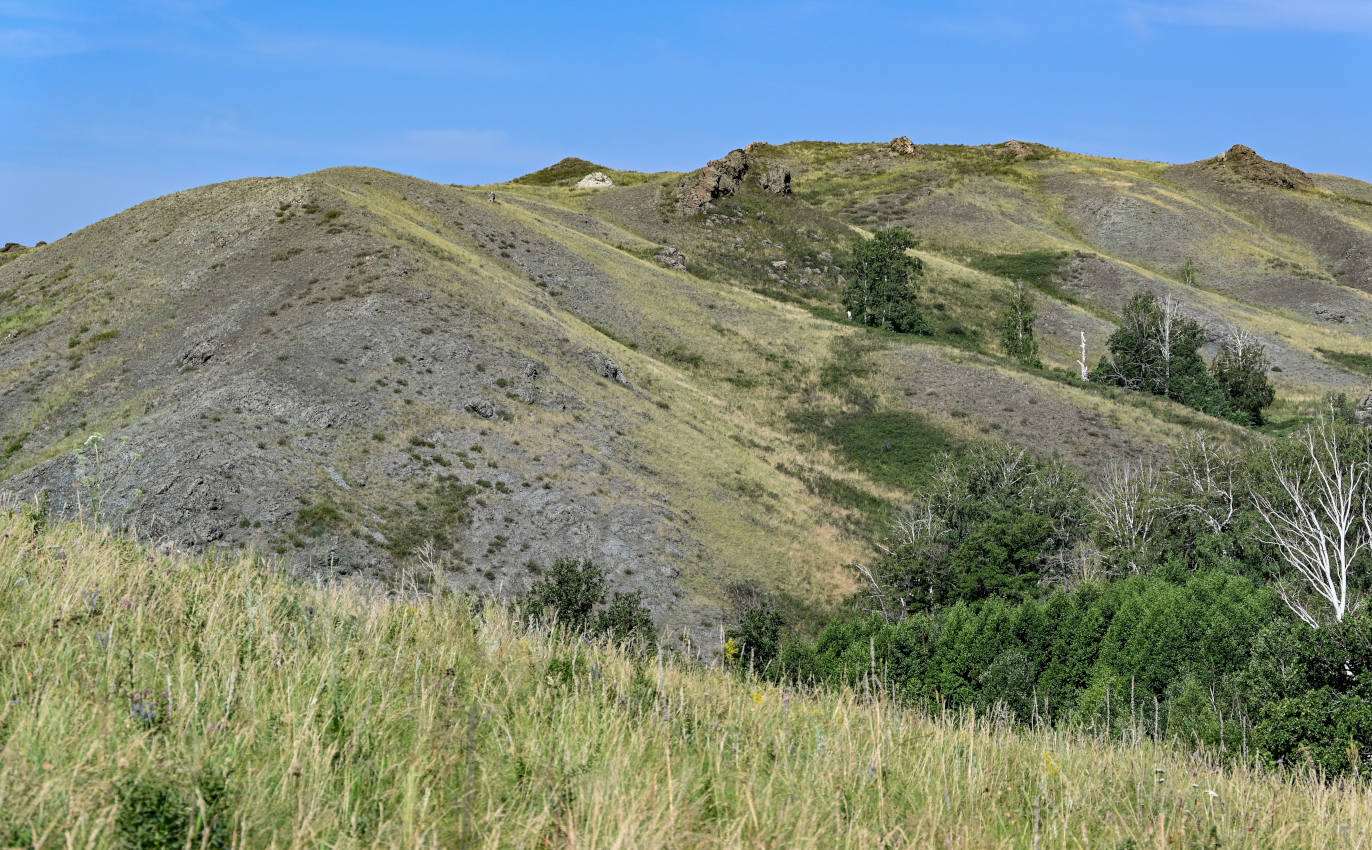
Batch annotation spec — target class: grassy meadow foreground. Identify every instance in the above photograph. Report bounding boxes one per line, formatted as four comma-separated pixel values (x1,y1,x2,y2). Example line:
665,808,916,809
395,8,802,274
2,509,1369,848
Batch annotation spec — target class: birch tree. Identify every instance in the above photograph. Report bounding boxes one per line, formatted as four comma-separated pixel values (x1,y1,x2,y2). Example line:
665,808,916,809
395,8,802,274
1251,419,1372,628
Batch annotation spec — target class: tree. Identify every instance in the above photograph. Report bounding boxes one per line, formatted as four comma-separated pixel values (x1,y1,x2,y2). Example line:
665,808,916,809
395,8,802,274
841,227,931,334
1211,327,1275,426
998,280,1041,366
1250,419,1372,628
1092,291,1229,418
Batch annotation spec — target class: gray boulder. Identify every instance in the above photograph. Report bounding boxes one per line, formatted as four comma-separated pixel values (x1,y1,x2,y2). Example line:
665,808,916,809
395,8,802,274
655,246,687,270
758,164,791,195
464,397,496,419
1357,388,1372,426
589,352,628,385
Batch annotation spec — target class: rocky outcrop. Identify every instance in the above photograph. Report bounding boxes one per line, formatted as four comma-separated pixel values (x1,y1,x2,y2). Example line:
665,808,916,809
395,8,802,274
575,172,614,189
655,246,686,270
889,136,917,156
589,352,629,385
1357,388,1372,426
1212,144,1313,190
1,242,26,253
677,149,750,214
676,149,792,214
758,164,791,195
999,140,1048,160
464,397,496,419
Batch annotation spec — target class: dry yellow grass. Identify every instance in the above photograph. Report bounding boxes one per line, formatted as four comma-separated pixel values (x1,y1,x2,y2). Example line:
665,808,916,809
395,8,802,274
2,509,1370,848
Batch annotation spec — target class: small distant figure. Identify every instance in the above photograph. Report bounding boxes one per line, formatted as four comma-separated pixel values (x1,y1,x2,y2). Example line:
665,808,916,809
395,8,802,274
846,310,852,320
487,192,496,203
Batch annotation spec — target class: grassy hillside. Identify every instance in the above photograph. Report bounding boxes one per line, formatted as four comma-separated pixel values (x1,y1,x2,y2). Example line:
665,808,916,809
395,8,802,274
2,140,1370,640
3,509,1369,848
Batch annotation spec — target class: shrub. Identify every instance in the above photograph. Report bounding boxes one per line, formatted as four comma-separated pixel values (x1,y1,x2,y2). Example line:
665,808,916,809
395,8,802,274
523,558,606,632
522,559,656,646
594,591,657,647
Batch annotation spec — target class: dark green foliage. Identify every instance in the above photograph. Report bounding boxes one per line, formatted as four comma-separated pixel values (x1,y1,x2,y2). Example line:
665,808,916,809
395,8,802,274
522,559,656,646
789,409,956,494
593,591,657,647
859,442,1088,616
114,770,231,850
727,603,786,670
784,572,1275,736
524,558,605,632
841,228,931,334
1091,291,1274,423
1246,615,1372,776
1211,333,1275,426
997,281,1040,367
1316,346,1372,378
963,250,1070,292
1092,292,1226,415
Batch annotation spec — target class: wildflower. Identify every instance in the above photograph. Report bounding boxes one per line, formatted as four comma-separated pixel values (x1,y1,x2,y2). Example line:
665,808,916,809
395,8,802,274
1042,749,1061,777
1205,789,1219,799
752,691,765,704
724,637,740,660
130,691,159,725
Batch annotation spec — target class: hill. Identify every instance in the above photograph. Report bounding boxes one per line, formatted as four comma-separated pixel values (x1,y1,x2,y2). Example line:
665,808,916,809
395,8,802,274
2,510,1367,848
1,140,1370,641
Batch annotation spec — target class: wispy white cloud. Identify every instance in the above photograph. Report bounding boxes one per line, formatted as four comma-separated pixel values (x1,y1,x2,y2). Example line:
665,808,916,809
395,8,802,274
230,28,523,77
1127,0,1372,32
0,27,87,58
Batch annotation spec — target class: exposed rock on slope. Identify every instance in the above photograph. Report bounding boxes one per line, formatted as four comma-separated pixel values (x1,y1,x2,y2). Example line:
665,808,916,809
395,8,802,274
1210,144,1314,190
575,172,614,189
676,149,792,214
5,137,1372,644
889,136,918,155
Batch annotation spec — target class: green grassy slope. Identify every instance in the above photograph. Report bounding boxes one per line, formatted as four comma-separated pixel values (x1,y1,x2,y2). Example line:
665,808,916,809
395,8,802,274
2,140,1370,637
3,512,1369,848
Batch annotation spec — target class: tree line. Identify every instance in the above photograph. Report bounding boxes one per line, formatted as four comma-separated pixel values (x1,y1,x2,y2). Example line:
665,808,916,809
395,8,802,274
727,422,1372,777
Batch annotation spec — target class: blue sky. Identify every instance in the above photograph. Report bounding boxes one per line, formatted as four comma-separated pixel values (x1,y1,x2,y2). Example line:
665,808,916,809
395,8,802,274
1,0,1366,244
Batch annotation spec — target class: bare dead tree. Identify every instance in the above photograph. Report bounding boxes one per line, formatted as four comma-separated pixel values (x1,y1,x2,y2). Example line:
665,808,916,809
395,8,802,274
1091,460,1165,572
1251,418,1372,628
1159,293,1179,391
1041,541,1107,590
1168,431,1239,538
1077,331,1089,381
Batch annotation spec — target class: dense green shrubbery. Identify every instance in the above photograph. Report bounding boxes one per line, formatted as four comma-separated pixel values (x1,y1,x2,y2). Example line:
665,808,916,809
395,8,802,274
997,280,1040,367
521,557,657,648
853,443,1089,617
770,421,1372,776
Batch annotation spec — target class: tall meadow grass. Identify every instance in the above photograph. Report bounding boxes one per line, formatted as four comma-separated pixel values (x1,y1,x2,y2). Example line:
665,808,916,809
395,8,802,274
1,508,1369,848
